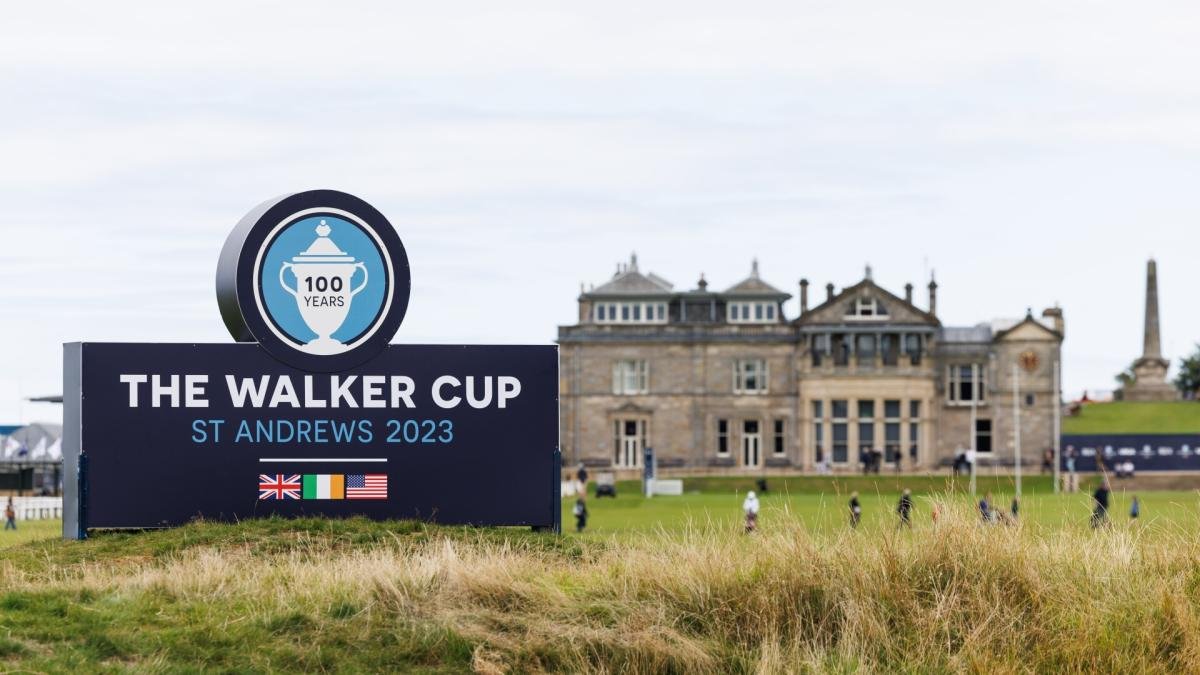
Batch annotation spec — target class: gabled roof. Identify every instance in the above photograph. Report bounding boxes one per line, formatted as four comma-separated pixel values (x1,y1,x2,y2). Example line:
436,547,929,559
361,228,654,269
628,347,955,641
723,260,790,298
587,253,674,296
798,277,938,327
993,311,1061,341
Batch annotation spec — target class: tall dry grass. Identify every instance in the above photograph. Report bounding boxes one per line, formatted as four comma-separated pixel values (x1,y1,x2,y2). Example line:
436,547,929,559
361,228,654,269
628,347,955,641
3,502,1200,672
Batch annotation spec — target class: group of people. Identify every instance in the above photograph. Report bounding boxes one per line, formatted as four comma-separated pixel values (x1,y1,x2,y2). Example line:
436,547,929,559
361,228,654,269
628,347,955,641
1089,478,1140,528
858,448,914,474
740,480,1141,532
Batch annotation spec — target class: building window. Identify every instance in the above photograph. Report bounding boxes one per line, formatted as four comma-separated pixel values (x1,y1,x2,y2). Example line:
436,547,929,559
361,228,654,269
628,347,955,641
773,419,785,456
884,399,901,419
811,334,829,366
856,334,876,365
716,419,729,457
742,420,762,467
727,301,778,324
832,423,848,464
832,399,848,419
881,334,899,366
975,419,993,454
733,359,768,394
857,399,875,419
909,420,919,462
846,296,888,320
613,419,645,467
595,301,668,325
858,399,875,457
832,399,849,463
884,399,901,464
905,334,922,365
947,364,986,404
1025,393,1035,407
834,335,851,366
612,360,649,395
909,400,921,464
812,401,825,463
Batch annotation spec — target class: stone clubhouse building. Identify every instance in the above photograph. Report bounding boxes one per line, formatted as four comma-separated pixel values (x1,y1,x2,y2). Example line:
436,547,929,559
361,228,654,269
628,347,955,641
558,255,1064,475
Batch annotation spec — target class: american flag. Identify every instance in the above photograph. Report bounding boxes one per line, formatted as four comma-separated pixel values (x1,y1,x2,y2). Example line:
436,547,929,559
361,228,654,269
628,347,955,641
259,474,302,500
346,473,387,500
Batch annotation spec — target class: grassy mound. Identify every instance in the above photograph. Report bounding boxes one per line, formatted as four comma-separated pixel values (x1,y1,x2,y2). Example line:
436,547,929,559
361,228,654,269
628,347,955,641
3,513,1200,672
1064,401,1200,434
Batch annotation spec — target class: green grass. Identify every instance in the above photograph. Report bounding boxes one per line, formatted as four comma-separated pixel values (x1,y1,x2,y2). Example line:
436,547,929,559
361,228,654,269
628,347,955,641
0,518,575,673
1063,400,1200,434
0,518,61,549
4,479,1200,671
565,476,1198,537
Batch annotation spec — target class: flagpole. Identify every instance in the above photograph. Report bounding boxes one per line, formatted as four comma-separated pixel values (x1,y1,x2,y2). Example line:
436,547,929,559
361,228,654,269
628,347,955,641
1052,358,1061,494
1013,363,1022,498
969,363,977,497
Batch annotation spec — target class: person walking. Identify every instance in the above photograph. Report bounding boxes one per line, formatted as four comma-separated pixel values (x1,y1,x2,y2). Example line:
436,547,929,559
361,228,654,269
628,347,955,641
1091,478,1111,529
4,498,15,531
848,491,862,529
978,493,992,524
1130,495,1141,520
1065,446,1078,492
572,497,588,533
743,490,760,533
575,463,589,495
896,489,913,528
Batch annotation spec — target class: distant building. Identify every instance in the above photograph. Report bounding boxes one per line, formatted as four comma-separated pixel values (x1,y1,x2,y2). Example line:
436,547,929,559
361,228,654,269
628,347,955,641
1121,259,1179,401
558,255,1064,474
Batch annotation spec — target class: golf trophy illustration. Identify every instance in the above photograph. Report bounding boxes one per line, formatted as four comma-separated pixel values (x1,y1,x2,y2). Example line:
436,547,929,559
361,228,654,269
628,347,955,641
279,220,368,353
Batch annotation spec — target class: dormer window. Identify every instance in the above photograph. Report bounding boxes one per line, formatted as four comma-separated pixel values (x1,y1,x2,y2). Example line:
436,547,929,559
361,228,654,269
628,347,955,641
727,301,777,324
595,301,668,325
846,297,887,320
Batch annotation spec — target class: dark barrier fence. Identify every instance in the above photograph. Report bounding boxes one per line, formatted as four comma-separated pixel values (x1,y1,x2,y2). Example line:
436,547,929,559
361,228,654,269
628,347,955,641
1062,434,1200,472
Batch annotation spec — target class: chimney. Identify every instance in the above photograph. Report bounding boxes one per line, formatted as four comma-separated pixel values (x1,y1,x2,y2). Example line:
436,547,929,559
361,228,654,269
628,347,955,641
825,283,835,302
927,275,938,317
1042,306,1064,338
904,283,913,304
799,279,809,314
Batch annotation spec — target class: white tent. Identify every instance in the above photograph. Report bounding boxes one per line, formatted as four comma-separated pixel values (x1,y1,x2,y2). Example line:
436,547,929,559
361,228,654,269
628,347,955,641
1,423,63,463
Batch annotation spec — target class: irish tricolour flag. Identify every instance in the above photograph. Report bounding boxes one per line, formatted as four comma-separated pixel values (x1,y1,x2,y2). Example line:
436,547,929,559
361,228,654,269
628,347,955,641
298,474,388,500
302,474,346,500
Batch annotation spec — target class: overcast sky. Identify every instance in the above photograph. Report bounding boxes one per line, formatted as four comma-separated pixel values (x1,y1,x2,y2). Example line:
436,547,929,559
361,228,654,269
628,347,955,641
3,2,1198,423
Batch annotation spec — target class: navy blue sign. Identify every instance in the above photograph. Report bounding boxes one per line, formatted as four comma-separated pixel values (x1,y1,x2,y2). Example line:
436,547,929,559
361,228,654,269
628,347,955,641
1062,434,1200,472
63,343,559,532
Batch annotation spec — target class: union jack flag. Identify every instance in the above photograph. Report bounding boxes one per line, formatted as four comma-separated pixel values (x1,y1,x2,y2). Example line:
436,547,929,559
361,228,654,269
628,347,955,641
259,474,302,500
346,473,387,500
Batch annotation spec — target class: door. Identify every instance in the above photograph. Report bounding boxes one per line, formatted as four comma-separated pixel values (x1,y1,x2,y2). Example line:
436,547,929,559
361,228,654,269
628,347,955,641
742,420,762,468
614,419,644,468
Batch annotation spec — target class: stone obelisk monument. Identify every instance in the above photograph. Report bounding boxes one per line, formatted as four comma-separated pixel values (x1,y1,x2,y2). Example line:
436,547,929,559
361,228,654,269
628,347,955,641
1123,259,1178,401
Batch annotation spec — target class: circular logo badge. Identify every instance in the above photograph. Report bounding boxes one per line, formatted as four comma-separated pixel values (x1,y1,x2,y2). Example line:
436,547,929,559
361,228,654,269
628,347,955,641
217,190,410,371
